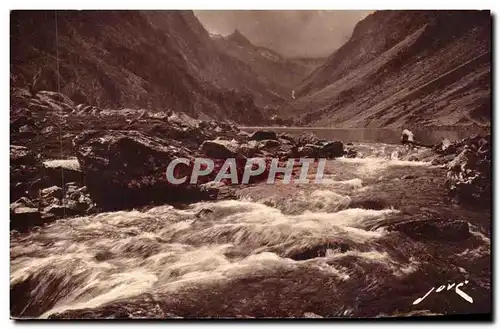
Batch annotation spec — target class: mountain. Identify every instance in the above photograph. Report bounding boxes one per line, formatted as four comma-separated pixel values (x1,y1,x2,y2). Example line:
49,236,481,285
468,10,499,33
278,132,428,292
213,29,325,100
10,10,284,123
282,10,491,128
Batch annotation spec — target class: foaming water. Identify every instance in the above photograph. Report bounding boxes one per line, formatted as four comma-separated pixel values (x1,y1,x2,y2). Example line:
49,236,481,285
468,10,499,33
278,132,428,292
10,142,490,318
12,190,400,318
338,157,430,176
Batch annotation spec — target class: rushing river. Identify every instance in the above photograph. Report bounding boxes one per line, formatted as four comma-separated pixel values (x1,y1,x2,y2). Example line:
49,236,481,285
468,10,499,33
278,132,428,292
10,139,491,319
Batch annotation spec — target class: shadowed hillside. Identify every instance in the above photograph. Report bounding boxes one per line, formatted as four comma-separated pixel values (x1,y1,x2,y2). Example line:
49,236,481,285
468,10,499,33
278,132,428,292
10,10,287,123
282,10,491,128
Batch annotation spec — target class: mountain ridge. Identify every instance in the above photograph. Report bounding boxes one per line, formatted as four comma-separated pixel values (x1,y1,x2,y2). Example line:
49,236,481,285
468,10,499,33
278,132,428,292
283,10,491,128
10,10,285,123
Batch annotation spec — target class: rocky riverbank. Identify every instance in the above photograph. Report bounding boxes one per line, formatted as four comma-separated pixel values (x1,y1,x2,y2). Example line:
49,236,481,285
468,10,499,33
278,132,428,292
10,88,491,234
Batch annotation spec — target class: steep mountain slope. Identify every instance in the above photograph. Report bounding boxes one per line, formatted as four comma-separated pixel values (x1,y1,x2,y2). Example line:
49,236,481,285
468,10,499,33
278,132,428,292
213,30,325,98
283,10,491,128
10,10,282,123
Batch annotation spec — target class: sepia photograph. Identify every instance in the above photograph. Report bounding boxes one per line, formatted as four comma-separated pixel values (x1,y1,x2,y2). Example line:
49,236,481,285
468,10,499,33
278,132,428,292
9,6,492,320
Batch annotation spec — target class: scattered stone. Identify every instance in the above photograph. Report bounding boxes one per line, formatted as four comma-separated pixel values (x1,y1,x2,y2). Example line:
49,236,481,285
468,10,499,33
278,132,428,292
18,124,37,137
41,186,64,199
10,145,37,165
44,203,83,217
344,147,358,158
200,140,242,159
10,145,47,201
238,141,260,157
445,135,491,205
297,132,320,146
41,197,62,208
41,126,55,134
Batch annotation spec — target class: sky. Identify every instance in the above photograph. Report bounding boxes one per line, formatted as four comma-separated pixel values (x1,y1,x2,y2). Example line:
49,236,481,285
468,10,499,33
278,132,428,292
195,10,372,58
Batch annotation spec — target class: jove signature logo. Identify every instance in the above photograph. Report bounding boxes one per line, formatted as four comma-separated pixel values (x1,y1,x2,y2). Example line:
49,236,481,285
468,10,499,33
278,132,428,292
413,280,473,305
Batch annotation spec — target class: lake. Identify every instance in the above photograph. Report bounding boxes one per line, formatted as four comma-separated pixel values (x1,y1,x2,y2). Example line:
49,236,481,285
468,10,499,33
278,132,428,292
240,126,491,145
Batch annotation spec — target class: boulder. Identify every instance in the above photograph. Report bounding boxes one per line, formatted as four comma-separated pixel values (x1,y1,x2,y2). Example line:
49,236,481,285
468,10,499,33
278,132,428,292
10,197,36,210
258,139,281,149
249,130,277,141
10,145,47,202
432,138,457,155
344,147,358,158
200,140,243,159
298,144,321,158
42,158,84,186
10,207,43,232
319,141,344,158
238,141,260,158
18,125,37,137
10,145,37,166
41,186,64,199
389,219,470,241
40,197,62,208
74,130,212,210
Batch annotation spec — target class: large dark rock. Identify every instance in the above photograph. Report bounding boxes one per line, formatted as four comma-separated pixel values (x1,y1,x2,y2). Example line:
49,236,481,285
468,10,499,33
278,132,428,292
445,135,491,205
258,139,281,149
10,207,43,232
389,219,470,241
74,130,212,210
10,197,36,210
432,138,458,155
42,159,84,186
249,130,277,141
10,145,48,202
319,141,344,158
297,144,321,158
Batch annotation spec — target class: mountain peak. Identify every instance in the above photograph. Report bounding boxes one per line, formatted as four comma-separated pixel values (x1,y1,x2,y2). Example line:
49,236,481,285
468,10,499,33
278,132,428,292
227,29,253,48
